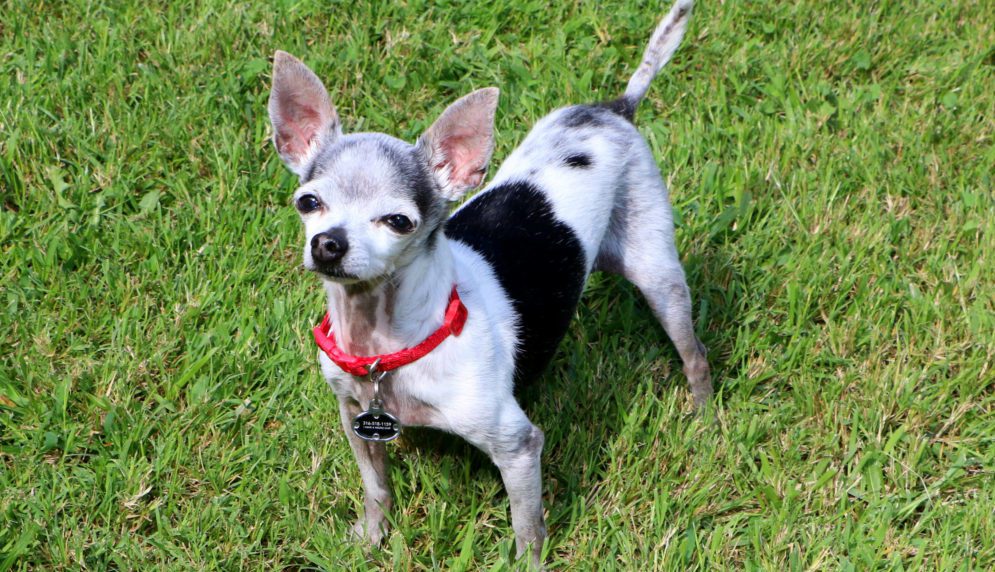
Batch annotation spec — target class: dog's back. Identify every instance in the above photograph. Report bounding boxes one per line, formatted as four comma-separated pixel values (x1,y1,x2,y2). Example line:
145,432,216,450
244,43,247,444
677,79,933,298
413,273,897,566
444,105,633,382
445,0,696,384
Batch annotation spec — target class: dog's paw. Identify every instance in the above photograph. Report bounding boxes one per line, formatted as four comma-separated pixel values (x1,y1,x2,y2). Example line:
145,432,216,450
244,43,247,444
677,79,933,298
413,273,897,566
350,517,388,546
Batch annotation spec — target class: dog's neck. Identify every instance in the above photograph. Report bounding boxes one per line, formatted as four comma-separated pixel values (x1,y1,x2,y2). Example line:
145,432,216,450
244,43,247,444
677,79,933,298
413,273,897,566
322,233,455,358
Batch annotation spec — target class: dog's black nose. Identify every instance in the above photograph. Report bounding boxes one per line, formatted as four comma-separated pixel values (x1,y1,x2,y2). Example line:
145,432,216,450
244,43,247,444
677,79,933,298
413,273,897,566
311,229,349,265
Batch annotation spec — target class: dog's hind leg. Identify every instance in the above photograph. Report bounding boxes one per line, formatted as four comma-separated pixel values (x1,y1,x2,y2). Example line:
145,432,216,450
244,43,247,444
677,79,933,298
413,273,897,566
596,153,712,407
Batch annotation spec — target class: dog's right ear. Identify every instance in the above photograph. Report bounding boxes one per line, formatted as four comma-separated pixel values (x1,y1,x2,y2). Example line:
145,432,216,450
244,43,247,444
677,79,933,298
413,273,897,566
268,51,341,177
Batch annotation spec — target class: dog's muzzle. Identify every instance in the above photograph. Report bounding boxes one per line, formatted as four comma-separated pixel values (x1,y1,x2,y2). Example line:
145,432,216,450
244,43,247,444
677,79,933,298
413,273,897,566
310,228,352,277
311,228,348,263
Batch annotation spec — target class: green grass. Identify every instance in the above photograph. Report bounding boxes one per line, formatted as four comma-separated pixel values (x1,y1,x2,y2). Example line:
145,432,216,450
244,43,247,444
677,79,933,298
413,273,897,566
2,0,993,569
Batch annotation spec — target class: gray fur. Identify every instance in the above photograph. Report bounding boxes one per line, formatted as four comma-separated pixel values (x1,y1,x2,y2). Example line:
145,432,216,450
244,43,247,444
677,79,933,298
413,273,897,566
559,105,610,128
306,133,447,228
594,137,712,404
623,0,694,109
339,400,392,545
268,2,707,569
491,425,546,563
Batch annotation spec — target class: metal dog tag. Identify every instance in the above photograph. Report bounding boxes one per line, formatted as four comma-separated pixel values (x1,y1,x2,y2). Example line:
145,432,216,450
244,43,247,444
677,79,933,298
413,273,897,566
352,360,401,442
352,400,401,442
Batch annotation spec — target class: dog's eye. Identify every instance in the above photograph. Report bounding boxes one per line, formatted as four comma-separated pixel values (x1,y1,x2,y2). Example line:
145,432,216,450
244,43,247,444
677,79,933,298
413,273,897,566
383,214,414,234
296,194,320,214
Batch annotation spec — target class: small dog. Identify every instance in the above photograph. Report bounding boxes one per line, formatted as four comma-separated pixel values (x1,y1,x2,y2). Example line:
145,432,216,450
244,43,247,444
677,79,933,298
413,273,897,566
268,0,710,565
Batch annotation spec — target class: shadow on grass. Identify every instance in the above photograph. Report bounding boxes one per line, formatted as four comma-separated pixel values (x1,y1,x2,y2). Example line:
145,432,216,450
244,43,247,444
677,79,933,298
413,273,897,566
522,246,740,531
380,245,742,538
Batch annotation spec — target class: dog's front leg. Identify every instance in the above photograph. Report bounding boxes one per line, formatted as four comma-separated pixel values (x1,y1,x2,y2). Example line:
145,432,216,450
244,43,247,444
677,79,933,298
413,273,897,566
487,412,547,568
338,400,392,545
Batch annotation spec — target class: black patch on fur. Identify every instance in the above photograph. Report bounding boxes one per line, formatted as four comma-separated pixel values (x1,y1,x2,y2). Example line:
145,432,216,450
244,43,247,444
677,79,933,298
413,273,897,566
424,225,440,249
400,151,442,224
356,137,439,223
445,182,587,384
560,106,607,128
593,191,629,275
302,161,319,184
564,153,592,168
599,96,636,122
563,102,635,128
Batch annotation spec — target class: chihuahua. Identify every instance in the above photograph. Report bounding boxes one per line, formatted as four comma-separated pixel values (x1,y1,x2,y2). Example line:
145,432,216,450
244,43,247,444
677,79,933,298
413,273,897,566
267,0,709,565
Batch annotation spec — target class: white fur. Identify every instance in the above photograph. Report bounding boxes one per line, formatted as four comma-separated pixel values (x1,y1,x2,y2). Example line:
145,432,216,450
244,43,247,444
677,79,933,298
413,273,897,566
296,151,427,282
269,1,707,567
320,236,521,440
316,102,709,567
486,107,635,268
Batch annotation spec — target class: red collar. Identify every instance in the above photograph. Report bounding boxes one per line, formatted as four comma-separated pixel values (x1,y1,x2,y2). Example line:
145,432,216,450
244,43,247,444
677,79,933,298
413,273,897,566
313,285,468,377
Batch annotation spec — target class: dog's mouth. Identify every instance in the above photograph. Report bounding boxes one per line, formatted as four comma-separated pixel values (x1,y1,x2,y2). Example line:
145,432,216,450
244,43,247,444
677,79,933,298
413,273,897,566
309,264,361,283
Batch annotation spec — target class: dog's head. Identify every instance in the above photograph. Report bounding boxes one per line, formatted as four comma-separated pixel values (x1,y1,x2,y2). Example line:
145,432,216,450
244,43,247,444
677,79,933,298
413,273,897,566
267,51,498,285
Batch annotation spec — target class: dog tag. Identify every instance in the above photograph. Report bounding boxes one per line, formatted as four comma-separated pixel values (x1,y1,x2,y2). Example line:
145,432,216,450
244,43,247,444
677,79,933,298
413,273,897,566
352,399,401,442
352,360,401,442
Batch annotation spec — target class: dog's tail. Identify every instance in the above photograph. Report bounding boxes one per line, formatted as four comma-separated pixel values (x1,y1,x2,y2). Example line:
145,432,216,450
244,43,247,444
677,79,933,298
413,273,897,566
608,0,694,121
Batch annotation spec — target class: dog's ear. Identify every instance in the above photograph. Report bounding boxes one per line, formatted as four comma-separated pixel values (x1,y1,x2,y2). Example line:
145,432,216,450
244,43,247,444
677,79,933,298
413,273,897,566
268,51,341,177
416,87,499,201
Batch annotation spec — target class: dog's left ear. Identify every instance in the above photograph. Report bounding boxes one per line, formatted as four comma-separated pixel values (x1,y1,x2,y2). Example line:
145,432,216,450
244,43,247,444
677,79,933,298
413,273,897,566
416,87,499,201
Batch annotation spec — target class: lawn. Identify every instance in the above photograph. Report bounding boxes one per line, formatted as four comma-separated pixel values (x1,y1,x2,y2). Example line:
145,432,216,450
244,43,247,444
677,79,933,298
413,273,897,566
1,0,993,569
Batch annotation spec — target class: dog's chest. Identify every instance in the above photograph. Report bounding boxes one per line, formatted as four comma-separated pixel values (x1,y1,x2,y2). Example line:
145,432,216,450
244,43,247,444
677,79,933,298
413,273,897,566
445,181,588,383
319,354,443,426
